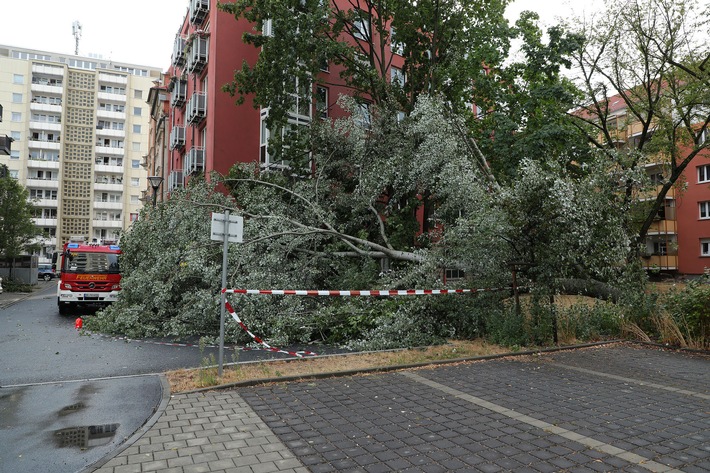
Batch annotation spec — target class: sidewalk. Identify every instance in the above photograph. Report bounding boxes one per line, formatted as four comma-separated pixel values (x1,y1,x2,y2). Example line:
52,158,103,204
0,279,53,309
92,344,710,473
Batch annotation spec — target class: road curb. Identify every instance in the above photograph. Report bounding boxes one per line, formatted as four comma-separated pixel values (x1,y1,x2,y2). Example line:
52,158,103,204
181,340,623,394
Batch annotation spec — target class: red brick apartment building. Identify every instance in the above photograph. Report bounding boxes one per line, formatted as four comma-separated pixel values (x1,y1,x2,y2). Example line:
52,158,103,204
146,0,404,196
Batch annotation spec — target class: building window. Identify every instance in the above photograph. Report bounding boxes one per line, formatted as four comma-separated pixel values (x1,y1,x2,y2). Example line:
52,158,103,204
699,164,710,183
133,124,141,133
11,131,21,141
134,90,143,99
701,201,710,220
390,27,404,55
702,239,710,257
12,93,22,103
353,10,370,40
130,213,139,221
132,142,141,152
653,241,667,256
315,86,328,119
9,170,18,179
131,177,140,186
13,74,24,84
131,159,140,169
130,194,140,204
10,150,20,159
355,102,371,129
391,67,405,87
133,107,142,116
11,112,21,122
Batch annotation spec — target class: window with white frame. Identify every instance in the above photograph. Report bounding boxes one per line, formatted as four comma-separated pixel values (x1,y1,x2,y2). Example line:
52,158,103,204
13,74,24,84
355,102,371,129
133,107,142,116
390,27,404,55
11,112,21,122
133,124,141,133
11,131,20,141
130,194,140,204
12,93,22,103
353,10,370,40
132,142,141,152
699,164,710,183
131,159,140,168
131,177,140,186
701,201,710,220
315,86,328,119
391,67,405,87
701,239,710,257
10,150,20,159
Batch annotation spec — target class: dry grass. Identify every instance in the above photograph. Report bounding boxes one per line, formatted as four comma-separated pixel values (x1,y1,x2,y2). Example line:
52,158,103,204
167,340,511,393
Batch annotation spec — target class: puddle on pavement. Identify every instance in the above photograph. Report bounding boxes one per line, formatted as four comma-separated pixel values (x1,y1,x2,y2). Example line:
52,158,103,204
58,402,86,416
53,423,119,449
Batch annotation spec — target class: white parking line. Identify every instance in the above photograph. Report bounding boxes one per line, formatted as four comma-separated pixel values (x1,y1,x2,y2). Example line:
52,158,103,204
401,371,686,473
546,362,710,400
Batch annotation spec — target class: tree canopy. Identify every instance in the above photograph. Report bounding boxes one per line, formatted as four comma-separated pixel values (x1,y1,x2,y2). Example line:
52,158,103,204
0,167,39,262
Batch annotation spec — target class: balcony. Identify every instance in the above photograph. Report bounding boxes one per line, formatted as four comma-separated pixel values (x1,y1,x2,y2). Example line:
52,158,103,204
27,159,60,170
189,0,209,25
31,82,63,95
96,127,125,138
98,91,127,103
29,121,62,132
647,219,677,235
94,200,123,210
30,102,62,114
641,254,678,271
172,35,187,68
185,146,205,174
170,79,188,108
95,164,124,174
32,64,64,77
33,218,58,227
26,178,59,189
34,198,59,208
28,140,61,151
95,145,125,156
170,126,186,150
93,219,123,229
99,73,127,85
186,92,207,125
96,109,126,120
168,170,184,191
187,36,208,74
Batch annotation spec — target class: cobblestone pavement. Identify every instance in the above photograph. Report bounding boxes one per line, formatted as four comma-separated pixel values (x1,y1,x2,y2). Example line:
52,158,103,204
94,344,709,473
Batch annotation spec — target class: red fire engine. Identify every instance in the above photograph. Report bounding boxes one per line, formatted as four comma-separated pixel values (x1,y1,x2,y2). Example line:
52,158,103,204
55,237,122,315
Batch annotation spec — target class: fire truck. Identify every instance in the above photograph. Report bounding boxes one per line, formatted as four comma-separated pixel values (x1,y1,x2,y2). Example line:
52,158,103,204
55,237,122,315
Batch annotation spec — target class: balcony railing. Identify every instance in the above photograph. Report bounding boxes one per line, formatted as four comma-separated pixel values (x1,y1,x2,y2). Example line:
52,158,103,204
170,126,186,150
172,35,187,68
186,92,207,125
185,147,205,174
187,36,208,74
189,0,209,25
168,170,184,191
170,79,188,108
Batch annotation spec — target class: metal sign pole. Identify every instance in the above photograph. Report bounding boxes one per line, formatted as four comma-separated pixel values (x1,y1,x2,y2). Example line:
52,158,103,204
218,209,229,377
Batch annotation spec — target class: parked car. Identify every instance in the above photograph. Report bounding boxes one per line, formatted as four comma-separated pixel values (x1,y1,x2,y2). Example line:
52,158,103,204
38,265,55,281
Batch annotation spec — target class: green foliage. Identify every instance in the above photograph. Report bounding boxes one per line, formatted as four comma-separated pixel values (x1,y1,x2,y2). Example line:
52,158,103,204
1,278,33,293
0,174,40,259
85,178,234,339
662,281,710,347
557,302,624,341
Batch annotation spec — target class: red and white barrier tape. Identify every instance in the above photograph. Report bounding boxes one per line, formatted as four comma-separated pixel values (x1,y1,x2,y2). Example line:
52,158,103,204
223,286,512,357
223,287,511,296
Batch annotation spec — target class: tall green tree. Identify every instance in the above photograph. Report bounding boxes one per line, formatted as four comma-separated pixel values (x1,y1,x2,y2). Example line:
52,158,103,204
569,0,710,253
0,166,39,268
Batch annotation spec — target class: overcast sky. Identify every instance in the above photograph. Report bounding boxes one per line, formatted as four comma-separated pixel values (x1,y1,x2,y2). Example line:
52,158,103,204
0,0,605,71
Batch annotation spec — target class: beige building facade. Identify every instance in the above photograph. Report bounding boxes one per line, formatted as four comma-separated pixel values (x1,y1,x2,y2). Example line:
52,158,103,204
0,45,162,262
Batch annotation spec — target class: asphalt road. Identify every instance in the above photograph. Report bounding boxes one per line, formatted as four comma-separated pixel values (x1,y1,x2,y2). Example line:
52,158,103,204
0,283,309,386
0,283,308,473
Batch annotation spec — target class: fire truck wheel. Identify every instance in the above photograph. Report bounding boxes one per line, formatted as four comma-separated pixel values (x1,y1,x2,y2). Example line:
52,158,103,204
58,301,73,316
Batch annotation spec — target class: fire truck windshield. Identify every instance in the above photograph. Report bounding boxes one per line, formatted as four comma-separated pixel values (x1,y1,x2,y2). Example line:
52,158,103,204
63,251,120,274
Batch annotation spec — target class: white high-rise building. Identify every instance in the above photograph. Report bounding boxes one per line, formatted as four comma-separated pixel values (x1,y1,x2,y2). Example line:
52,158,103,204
0,45,163,262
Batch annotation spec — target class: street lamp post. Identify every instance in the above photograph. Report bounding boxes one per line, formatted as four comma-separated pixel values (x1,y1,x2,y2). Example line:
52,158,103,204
147,176,164,208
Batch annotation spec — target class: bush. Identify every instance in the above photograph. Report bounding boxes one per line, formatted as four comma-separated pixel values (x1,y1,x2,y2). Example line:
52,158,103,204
662,281,710,348
1,278,33,293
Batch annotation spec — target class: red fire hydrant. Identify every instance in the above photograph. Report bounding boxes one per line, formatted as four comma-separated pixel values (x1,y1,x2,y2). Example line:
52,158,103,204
75,317,83,330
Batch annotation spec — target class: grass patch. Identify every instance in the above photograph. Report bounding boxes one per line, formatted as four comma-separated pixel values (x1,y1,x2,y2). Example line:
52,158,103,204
167,339,510,393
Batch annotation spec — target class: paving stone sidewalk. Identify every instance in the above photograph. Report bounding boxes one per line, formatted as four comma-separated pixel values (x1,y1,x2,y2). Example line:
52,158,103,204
94,344,709,473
